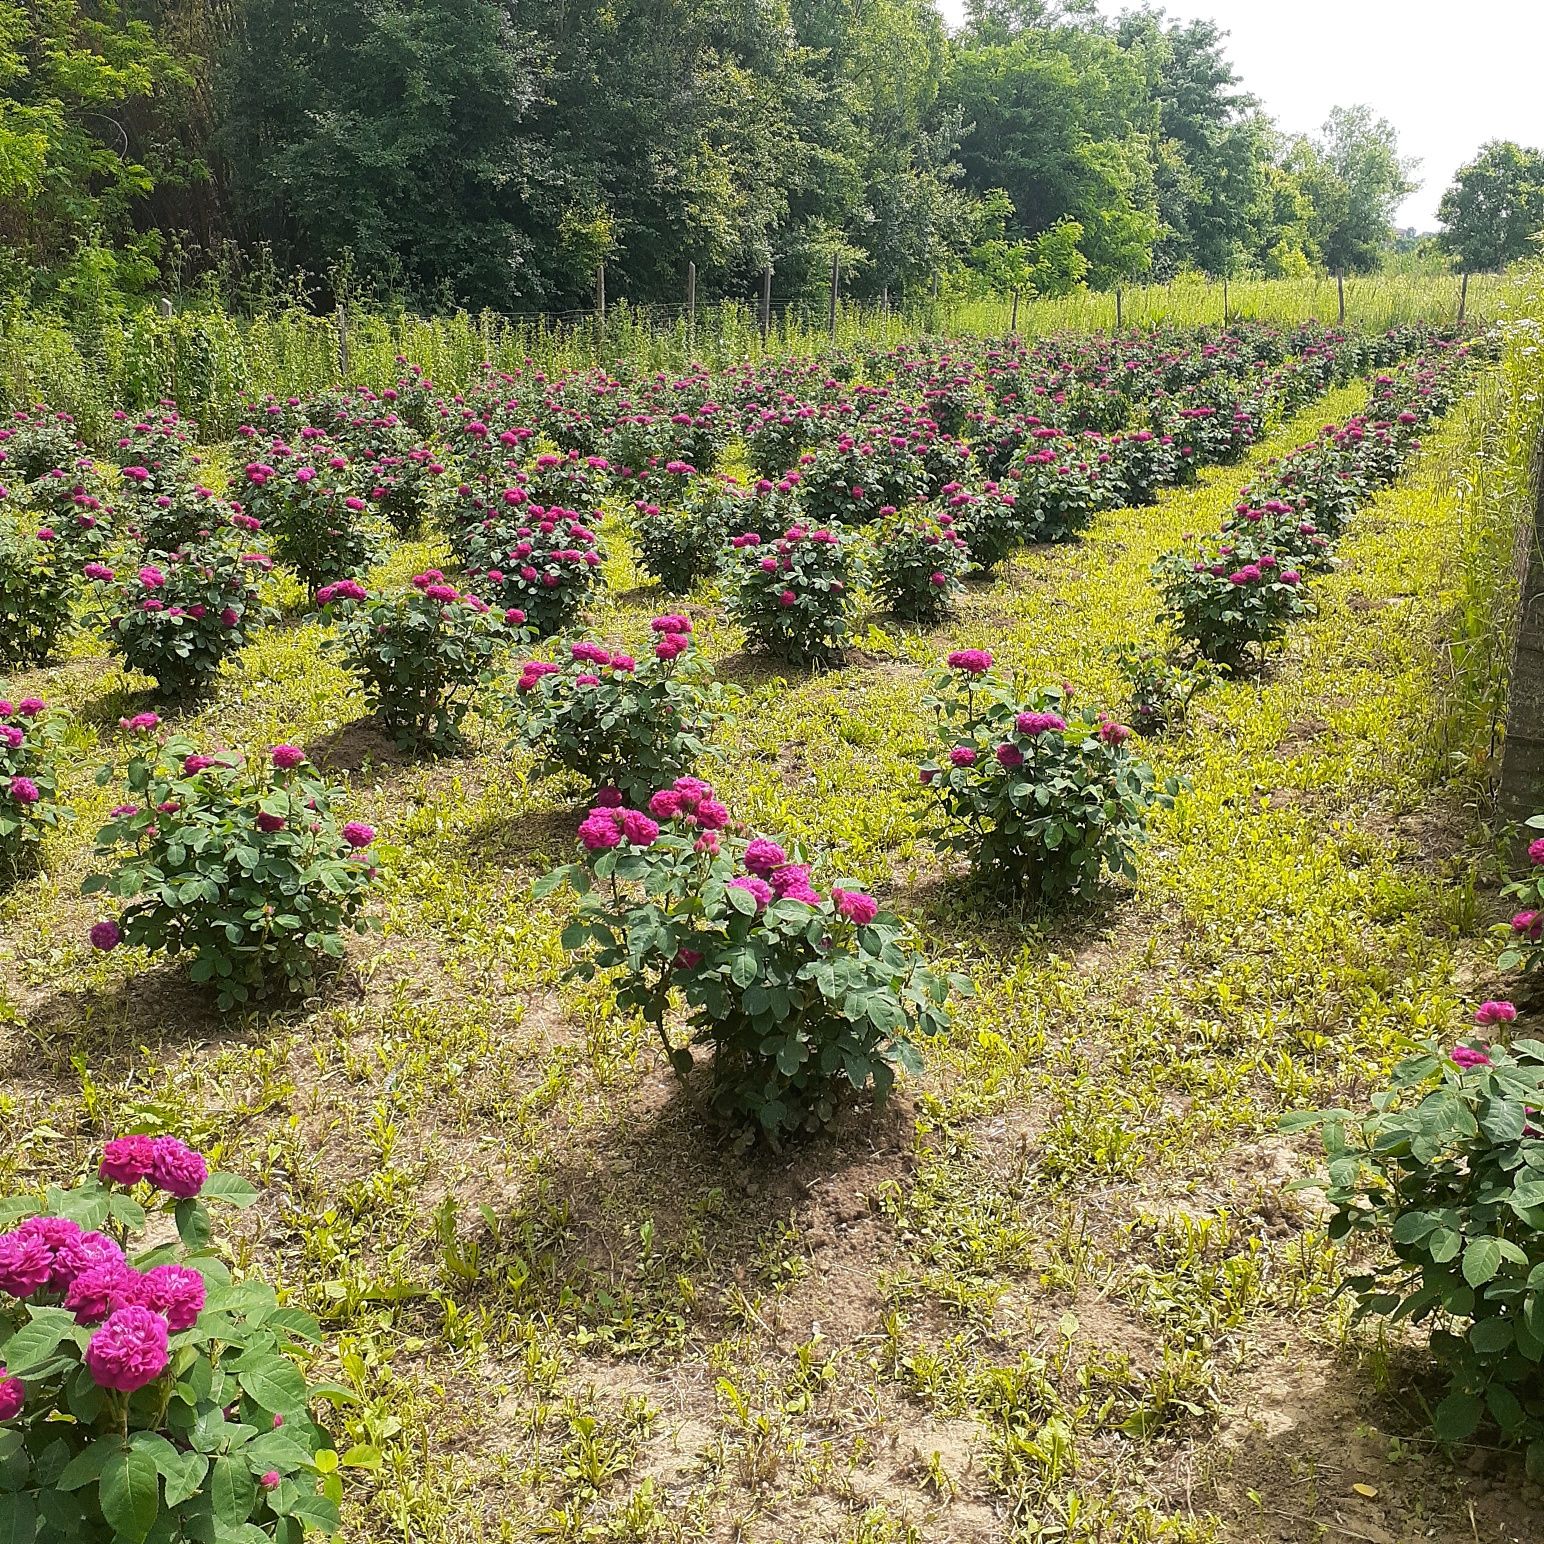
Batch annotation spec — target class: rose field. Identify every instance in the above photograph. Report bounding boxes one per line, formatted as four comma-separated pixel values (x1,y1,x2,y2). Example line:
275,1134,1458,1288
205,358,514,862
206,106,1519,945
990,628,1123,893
2,282,1544,1544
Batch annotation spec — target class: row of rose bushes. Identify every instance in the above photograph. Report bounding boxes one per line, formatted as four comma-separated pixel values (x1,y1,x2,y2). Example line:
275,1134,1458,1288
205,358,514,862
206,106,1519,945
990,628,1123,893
0,322,1454,678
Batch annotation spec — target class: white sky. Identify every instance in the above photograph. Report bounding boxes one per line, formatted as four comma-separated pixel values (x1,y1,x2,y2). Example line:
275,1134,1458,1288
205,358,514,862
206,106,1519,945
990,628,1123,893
933,1,1544,229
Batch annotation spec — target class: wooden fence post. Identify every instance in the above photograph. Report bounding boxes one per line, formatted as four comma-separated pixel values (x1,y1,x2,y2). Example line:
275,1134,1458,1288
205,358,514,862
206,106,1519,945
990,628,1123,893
1115,287,1123,330
686,262,697,349
1222,276,1229,324
1337,272,1346,325
1010,290,1019,334
828,254,840,338
1459,272,1470,325
336,305,350,378
1498,435,1544,831
760,264,773,344
157,296,173,319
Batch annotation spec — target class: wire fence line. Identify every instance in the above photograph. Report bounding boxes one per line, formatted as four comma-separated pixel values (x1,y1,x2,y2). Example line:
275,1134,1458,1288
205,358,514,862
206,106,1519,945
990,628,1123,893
0,273,1497,443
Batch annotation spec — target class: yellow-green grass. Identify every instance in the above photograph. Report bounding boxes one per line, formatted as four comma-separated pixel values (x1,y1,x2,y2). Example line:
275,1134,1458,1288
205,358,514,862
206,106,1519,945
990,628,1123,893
0,374,1527,1543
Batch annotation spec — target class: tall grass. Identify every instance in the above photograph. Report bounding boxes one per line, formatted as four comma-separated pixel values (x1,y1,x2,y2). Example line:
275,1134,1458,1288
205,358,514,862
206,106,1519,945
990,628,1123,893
0,271,1496,446
1432,267,1544,796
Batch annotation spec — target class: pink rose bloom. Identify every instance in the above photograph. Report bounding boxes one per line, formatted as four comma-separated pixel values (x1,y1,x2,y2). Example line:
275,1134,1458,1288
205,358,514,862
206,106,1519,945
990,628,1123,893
89,919,121,952
1530,837,1544,866
99,1134,155,1184
140,1264,206,1332
778,589,797,607
1098,721,1132,747
996,744,1025,770
728,876,773,911
65,1262,141,1325
833,889,879,925
744,839,787,878
648,790,683,821
256,812,285,834
85,1306,169,1392
620,810,660,847
578,812,621,852
0,1229,58,1298
342,821,375,850
148,1137,207,1199
270,744,305,770
1451,1045,1492,1070
1474,1001,1518,1026
49,1228,123,1290
946,649,993,675
0,1369,23,1422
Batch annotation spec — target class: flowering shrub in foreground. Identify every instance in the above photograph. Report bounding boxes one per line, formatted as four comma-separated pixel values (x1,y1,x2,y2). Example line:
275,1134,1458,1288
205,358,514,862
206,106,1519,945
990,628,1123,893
0,697,69,879
0,529,76,666
84,731,379,1008
514,617,735,807
239,460,379,591
1152,539,1312,665
866,510,968,624
727,525,859,666
1287,1020,1544,1476
535,779,962,1140
90,535,274,699
318,572,511,752
627,493,732,594
0,1141,345,1540
920,654,1176,900
1499,818,1544,977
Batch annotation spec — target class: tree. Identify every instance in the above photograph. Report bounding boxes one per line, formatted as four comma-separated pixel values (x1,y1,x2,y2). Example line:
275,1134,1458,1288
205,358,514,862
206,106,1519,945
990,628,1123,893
1293,105,1417,274
1438,140,1544,272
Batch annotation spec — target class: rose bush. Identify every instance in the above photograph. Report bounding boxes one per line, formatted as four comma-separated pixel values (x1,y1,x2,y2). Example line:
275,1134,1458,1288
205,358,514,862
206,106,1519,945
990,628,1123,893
1152,540,1313,666
317,572,512,752
920,653,1178,900
0,696,70,880
866,509,968,624
726,525,859,666
0,1140,350,1542
0,529,76,667
513,616,735,806
84,730,379,1008
535,778,964,1140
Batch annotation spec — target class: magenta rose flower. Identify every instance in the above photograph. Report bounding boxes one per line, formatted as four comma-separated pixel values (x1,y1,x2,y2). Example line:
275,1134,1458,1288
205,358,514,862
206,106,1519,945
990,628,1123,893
99,1134,155,1185
140,1264,206,1332
85,1305,170,1391
0,1369,23,1422
148,1136,207,1199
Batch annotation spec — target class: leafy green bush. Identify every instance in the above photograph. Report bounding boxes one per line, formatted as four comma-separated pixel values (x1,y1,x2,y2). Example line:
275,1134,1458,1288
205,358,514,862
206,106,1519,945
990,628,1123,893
627,491,732,594
84,728,379,1008
1288,1027,1544,1476
90,535,273,699
0,529,77,667
866,509,968,623
513,616,735,806
920,653,1176,900
1500,819,1544,976
1152,540,1313,665
317,572,511,752
536,778,963,1141
0,1141,348,1542
726,525,859,666
1112,643,1214,736
0,696,70,880
470,509,603,639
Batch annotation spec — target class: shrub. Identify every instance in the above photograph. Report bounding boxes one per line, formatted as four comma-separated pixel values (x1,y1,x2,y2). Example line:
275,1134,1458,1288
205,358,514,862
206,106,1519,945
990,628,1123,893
919,654,1175,900
798,435,928,527
361,444,445,538
84,729,379,1007
237,459,380,592
0,529,76,667
726,525,859,666
469,508,603,639
318,572,512,752
90,536,274,699
0,696,70,880
866,510,968,623
132,485,242,554
1500,819,1544,977
0,1141,344,1541
628,491,732,594
1152,540,1313,665
1287,1023,1544,1476
535,778,962,1140
112,408,199,505
0,408,81,484
22,466,113,559
936,482,1019,576
514,616,735,806
1008,444,1105,543
1112,643,1214,736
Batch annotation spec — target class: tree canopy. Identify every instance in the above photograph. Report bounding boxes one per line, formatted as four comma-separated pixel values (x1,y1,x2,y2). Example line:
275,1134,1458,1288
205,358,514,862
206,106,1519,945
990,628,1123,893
0,0,1462,313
